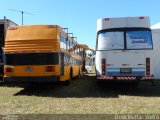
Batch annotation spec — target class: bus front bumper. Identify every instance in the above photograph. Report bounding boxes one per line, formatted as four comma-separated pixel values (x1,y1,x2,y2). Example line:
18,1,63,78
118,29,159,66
3,76,60,82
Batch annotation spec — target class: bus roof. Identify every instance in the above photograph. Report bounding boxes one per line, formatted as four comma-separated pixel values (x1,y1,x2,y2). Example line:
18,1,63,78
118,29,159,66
97,16,150,31
0,19,18,26
152,28,160,33
5,25,75,53
151,23,160,29
5,25,80,53
78,44,94,51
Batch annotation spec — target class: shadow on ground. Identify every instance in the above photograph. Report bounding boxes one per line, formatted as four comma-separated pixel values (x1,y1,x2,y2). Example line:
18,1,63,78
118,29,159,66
1,75,160,98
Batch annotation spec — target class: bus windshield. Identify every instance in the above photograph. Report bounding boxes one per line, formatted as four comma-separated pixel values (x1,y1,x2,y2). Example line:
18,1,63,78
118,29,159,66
97,30,153,50
126,31,152,49
97,32,124,50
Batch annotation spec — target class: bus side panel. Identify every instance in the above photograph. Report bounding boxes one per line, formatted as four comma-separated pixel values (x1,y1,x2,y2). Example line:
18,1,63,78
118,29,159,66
72,65,80,77
60,66,71,81
151,30,160,80
95,51,103,76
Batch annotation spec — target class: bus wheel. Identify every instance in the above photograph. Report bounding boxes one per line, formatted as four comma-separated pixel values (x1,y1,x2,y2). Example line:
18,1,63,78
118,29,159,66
78,69,82,78
70,68,73,81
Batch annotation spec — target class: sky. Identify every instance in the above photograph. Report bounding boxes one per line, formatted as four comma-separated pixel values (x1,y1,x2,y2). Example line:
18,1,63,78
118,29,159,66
0,0,160,49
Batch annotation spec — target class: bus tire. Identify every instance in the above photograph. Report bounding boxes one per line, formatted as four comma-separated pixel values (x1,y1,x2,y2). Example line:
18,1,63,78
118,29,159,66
70,68,73,81
78,69,82,78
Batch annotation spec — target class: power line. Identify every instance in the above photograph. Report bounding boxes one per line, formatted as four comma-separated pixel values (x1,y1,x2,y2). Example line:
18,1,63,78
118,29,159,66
9,9,35,25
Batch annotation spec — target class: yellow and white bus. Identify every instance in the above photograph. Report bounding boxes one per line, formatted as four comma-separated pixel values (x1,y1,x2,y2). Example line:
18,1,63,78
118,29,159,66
4,25,82,84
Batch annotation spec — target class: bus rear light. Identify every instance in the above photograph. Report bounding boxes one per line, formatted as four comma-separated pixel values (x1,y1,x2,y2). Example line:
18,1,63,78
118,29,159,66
46,66,55,72
102,58,106,75
105,18,110,21
146,58,150,75
139,17,144,19
6,67,13,72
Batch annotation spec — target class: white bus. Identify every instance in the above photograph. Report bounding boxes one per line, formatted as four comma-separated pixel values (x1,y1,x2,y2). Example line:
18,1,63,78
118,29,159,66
95,16,154,82
151,24,160,80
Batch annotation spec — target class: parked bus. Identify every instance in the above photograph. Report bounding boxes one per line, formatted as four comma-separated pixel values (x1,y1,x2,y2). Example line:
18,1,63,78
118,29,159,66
76,44,94,73
95,16,154,82
0,17,17,80
4,25,82,84
151,25,160,80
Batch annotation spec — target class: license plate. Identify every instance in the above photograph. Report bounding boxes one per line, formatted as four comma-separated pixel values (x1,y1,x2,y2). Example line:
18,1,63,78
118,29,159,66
25,67,34,72
120,68,132,73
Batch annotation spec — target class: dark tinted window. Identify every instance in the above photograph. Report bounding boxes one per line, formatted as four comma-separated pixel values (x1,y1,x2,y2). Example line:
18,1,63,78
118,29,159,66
5,52,59,65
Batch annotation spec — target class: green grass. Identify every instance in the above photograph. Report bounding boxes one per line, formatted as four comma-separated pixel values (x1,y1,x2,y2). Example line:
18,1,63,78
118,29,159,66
0,76,160,114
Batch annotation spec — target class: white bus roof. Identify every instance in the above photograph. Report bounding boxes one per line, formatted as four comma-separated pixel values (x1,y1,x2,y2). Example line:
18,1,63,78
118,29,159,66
151,23,160,33
152,29,160,33
97,16,150,31
151,23,160,29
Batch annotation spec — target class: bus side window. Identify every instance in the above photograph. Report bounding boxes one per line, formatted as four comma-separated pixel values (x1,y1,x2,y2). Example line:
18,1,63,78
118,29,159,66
60,34,66,50
65,37,67,50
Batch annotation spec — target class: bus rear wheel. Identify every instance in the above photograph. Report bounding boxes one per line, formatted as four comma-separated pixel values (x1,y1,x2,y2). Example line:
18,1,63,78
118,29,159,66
78,69,82,78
